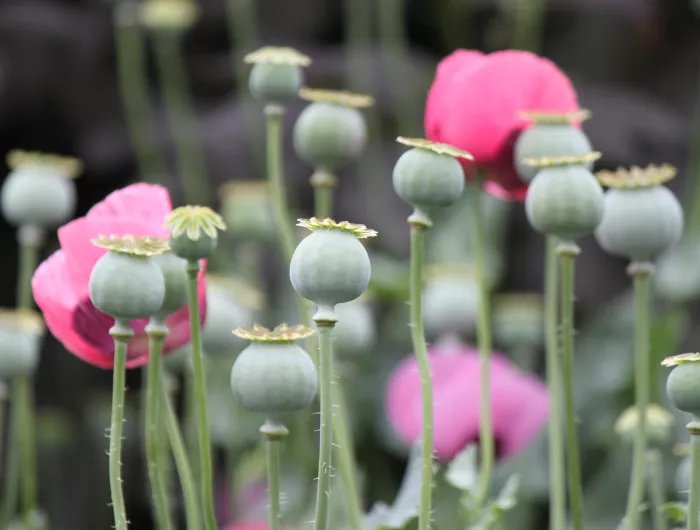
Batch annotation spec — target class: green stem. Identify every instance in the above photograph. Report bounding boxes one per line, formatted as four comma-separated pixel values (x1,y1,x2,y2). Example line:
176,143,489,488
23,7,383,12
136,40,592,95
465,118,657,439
145,320,175,530
261,421,288,530
109,321,133,530
685,55,700,235
185,261,217,530
557,242,584,530
408,218,434,530
311,170,337,220
544,235,566,530
153,33,211,205
625,263,653,530
184,365,200,490
511,0,548,52
161,371,201,530
313,318,336,530
0,396,19,528
114,2,167,184
645,449,668,530
467,186,495,506
687,429,700,530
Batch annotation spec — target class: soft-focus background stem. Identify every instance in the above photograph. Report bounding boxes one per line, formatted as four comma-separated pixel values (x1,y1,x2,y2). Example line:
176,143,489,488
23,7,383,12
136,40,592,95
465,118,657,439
184,368,201,491
645,449,668,530
510,0,548,52
688,429,700,530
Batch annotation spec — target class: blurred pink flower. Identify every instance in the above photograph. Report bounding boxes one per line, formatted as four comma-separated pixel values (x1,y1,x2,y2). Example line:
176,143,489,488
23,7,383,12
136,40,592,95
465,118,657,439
425,49,580,201
385,343,549,461
32,183,207,369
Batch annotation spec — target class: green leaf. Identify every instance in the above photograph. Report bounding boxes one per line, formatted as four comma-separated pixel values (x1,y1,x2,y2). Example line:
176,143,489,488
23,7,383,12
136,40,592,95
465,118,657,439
445,444,478,492
662,502,688,524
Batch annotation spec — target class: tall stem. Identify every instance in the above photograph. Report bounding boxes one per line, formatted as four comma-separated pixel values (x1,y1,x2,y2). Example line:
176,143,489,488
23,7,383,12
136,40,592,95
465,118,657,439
646,449,668,530
625,263,653,530
185,261,217,530
145,320,175,530
408,214,434,530
511,0,548,52
311,170,337,220
261,421,288,530
544,235,566,530
687,426,700,530
557,241,584,530
184,365,200,489
109,321,133,530
153,33,211,205
467,185,495,505
313,316,336,530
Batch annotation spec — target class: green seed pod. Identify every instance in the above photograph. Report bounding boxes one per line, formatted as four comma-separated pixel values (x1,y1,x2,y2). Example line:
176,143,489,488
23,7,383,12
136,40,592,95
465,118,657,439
676,456,691,498
290,218,376,308
594,165,683,262
293,89,373,171
230,324,317,418
525,153,604,241
165,205,226,261
219,181,276,242
422,266,478,339
0,310,44,380
151,251,188,318
514,110,593,183
492,293,544,351
88,235,168,321
392,138,470,216
655,238,700,304
244,47,311,104
664,354,700,417
1,150,80,228
333,297,376,358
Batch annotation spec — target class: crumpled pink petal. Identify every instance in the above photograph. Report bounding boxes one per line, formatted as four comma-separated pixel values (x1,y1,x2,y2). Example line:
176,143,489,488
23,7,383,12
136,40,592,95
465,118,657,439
425,49,580,201
385,343,550,461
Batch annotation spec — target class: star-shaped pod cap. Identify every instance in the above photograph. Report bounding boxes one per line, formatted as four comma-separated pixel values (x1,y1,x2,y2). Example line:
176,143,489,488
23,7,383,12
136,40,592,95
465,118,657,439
299,88,374,108
244,47,312,67
233,323,316,343
91,234,170,257
297,217,378,239
245,47,311,103
596,164,676,189
523,152,601,168
517,109,591,125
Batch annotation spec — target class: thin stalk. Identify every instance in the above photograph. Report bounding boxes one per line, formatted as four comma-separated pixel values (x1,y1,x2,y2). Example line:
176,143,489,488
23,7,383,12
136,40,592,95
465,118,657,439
161,371,201,530
185,261,217,530
145,320,175,530
625,263,653,530
687,428,700,530
0,383,6,467
467,185,495,505
153,33,211,205
313,318,336,530
408,216,433,530
114,3,167,183
109,321,134,530
311,170,337,220
261,421,288,530
645,449,668,530
0,397,19,527
184,366,200,489
557,241,584,530
511,0,548,52
544,235,565,530
685,55,700,235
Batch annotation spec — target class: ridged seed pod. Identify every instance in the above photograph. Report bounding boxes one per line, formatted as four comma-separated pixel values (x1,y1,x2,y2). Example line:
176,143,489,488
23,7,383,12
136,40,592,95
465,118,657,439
664,354,700,418
0,309,44,380
165,205,226,262
244,47,311,104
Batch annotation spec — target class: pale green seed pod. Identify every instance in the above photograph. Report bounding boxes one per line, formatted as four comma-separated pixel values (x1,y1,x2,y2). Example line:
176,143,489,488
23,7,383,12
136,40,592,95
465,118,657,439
655,239,700,303
219,181,276,242
244,47,311,104
333,298,376,357
664,355,700,417
165,205,226,262
422,269,478,339
151,252,188,318
614,403,674,446
676,456,691,498
492,293,544,351
0,310,44,380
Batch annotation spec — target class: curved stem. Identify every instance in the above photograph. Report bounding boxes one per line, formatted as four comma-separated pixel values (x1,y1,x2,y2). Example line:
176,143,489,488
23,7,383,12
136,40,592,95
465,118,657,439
145,321,175,530
625,264,652,530
687,429,700,530
408,222,434,530
467,186,494,505
645,449,668,530
185,262,217,530
109,322,133,530
558,242,584,530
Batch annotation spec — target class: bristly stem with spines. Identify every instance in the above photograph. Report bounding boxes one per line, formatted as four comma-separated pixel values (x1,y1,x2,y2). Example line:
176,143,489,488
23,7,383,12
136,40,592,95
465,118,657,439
625,262,654,530
645,449,668,530
185,261,217,530
687,422,700,530
557,241,584,530
261,421,288,530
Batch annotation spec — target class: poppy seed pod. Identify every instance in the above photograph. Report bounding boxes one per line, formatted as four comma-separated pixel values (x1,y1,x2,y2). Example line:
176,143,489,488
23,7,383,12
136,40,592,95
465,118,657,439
514,110,593,183
151,251,188,318
422,266,478,339
525,153,604,241
655,239,700,304
293,89,372,171
230,325,317,419
664,354,700,418
333,298,377,358
1,150,80,229
492,293,544,351
165,205,226,262
290,218,375,309
594,165,683,262
219,181,276,242
88,236,168,321
0,310,44,380
244,47,311,104
676,456,692,498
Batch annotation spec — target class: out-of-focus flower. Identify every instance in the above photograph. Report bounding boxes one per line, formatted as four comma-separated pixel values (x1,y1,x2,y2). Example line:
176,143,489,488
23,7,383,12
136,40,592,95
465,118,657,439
31,183,206,369
385,343,549,461
425,50,580,201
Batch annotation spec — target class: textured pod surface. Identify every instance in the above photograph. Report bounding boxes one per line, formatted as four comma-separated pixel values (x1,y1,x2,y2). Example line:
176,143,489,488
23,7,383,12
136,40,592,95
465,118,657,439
525,165,604,240
290,230,371,307
293,103,367,170
202,286,252,356
392,148,465,211
666,363,700,417
89,253,165,320
515,124,592,183
0,328,41,379
595,186,683,262
170,232,218,261
333,299,376,357
1,166,76,227
151,252,188,317
423,280,478,338
230,342,317,415
248,63,303,103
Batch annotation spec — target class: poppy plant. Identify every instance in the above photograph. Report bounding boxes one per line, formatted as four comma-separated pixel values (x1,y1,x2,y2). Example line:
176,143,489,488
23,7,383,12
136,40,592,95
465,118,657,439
31,183,206,369
425,50,580,201
385,343,550,461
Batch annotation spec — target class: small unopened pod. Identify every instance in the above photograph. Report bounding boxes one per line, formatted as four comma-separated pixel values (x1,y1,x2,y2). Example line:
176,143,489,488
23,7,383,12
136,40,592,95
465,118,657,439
0,309,44,380
392,138,469,221
514,110,593,183
230,324,317,419
88,235,168,321
244,46,311,104
525,153,604,241
1,150,80,229
664,354,700,418
293,88,372,171
614,403,673,447
422,265,478,339
290,218,376,309
333,297,377,358
219,181,276,242
594,165,683,262
165,205,226,262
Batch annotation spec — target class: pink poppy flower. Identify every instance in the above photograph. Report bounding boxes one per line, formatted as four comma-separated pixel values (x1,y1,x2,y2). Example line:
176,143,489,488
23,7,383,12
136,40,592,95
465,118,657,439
425,49,580,201
31,183,207,369
385,343,549,461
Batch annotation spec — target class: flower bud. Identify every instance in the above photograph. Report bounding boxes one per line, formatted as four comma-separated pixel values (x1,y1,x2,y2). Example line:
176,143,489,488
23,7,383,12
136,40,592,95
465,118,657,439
290,218,375,309
664,354,700,417
219,181,276,242
0,309,44,380
244,47,311,104
333,297,377,358
165,205,226,262
422,265,478,339
614,403,674,446
151,251,188,318
492,293,544,351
